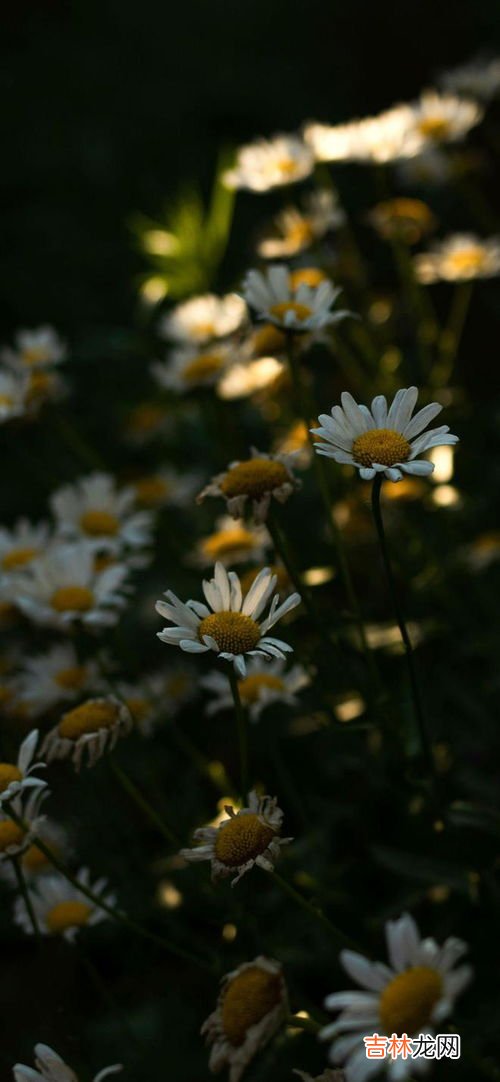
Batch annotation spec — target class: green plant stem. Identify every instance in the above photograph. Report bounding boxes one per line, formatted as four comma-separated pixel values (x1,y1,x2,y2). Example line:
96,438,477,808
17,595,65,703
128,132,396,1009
286,1013,322,1035
370,476,436,783
109,758,181,848
5,803,212,971
11,856,40,941
227,665,248,798
270,870,356,952
435,281,473,387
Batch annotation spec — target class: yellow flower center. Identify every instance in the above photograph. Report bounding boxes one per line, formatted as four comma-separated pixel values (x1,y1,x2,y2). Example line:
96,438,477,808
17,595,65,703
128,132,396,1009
352,428,411,468
379,966,443,1036
0,764,23,792
418,116,451,141
286,219,315,250
198,611,261,654
269,301,313,323
215,812,276,867
55,665,87,690
21,346,51,367
58,700,118,739
1,546,39,571
0,394,14,408
192,321,217,340
22,843,51,873
289,268,327,290
221,458,289,500
238,673,285,705
221,965,282,1046
182,353,225,384
133,476,168,507
447,247,486,275
45,900,92,934
50,585,94,613
0,820,25,851
125,696,151,723
202,528,257,561
80,509,120,536
275,157,298,176
251,324,286,357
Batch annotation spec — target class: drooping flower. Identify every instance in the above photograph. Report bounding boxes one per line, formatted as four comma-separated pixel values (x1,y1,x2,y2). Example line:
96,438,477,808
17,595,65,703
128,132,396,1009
158,293,247,344
51,472,153,555
13,1044,122,1082
181,791,292,884
0,731,46,805
198,449,300,523
42,696,132,770
243,265,350,333
257,189,345,259
14,868,116,942
156,561,300,675
13,541,130,630
414,233,500,282
320,912,472,1081
202,956,288,1082
202,657,310,722
224,134,314,192
311,388,458,482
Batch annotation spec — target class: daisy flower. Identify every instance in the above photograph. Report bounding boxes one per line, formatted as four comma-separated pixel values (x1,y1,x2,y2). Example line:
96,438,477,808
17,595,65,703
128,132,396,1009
439,54,500,102
13,1044,122,1082
0,519,50,576
304,106,424,165
224,134,314,192
0,730,46,805
181,791,292,884
409,89,483,145
258,189,345,259
414,233,500,282
202,956,288,1082
0,819,69,883
198,449,300,524
1,326,66,371
15,643,100,717
13,541,130,630
202,658,310,722
14,868,116,942
191,516,270,568
158,293,247,345
244,265,350,333
0,788,47,863
367,199,436,246
217,358,286,401
320,912,472,1081
0,368,28,424
311,388,458,483
152,341,235,393
42,696,132,770
50,472,153,554
155,561,301,676
131,467,202,510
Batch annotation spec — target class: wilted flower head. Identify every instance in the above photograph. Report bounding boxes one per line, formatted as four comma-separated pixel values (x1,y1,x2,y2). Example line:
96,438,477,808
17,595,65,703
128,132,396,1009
312,388,458,482
181,790,292,884
414,233,500,282
159,293,247,344
198,449,300,523
42,696,132,771
224,134,314,192
13,1043,122,1082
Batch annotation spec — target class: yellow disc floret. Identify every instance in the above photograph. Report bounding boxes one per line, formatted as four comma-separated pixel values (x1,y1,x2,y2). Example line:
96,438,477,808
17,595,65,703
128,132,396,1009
269,301,312,323
133,477,168,507
238,673,284,705
379,966,443,1036
220,458,289,500
289,268,327,290
215,813,276,867
45,900,92,934
0,820,25,852
183,353,225,384
352,428,411,468
418,117,451,141
51,586,94,613
55,666,87,690
0,764,23,793
198,612,261,655
58,700,118,740
447,247,487,277
80,510,120,536
2,546,39,571
202,528,258,562
222,965,282,1046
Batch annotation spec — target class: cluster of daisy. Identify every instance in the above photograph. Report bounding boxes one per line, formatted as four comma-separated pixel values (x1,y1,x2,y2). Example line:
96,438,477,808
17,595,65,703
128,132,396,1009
0,326,67,425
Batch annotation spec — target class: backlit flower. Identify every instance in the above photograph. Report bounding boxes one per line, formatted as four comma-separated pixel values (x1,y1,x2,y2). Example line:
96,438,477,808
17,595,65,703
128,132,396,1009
312,388,458,482
13,1044,122,1082
15,644,100,717
244,265,349,332
304,106,424,165
42,696,132,770
181,791,291,885
224,134,314,192
414,233,500,282
440,55,500,102
14,868,116,941
191,516,270,568
13,541,130,630
2,326,66,371
152,342,235,393
258,189,345,259
217,358,286,401
320,912,471,1081
51,472,153,555
202,956,288,1082
409,89,483,145
156,561,300,675
0,730,46,805
198,449,300,523
159,293,247,344
202,658,310,721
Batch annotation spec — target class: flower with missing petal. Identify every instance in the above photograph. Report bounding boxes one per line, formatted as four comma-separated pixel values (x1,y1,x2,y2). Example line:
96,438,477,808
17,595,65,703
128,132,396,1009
42,696,132,770
414,233,500,282
244,265,350,333
14,868,115,942
156,561,300,675
258,189,345,259
311,388,458,483
320,912,472,1081
198,449,300,523
14,644,100,717
202,956,288,1082
13,541,130,631
0,731,46,805
51,472,153,555
224,134,314,192
202,658,310,722
1,326,66,371
159,293,247,345
13,1043,122,1082
181,790,291,884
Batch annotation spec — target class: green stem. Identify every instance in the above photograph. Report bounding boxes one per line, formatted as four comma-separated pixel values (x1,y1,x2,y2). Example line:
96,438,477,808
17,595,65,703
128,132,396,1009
11,856,41,941
5,803,212,971
286,1013,322,1035
370,476,436,783
435,281,473,387
227,665,248,799
270,870,356,952
110,758,181,848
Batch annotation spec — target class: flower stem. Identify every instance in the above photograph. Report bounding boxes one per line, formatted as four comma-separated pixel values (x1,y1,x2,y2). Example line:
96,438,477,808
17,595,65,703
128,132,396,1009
286,1013,322,1035
269,869,356,952
227,665,248,799
109,758,181,848
11,855,40,941
370,476,436,782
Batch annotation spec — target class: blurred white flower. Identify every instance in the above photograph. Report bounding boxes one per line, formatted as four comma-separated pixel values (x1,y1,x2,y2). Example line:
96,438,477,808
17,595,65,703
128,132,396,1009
51,472,153,554
224,134,314,192
14,868,116,942
0,368,28,424
440,54,500,101
13,1043,122,1082
202,657,310,721
158,293,247,344
258,189,345,259
43,696,132,770
414,233,500,282
15,643,100,717
244,265,350,332
152,341,235,393
2,326,66,371
13,541,130,631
